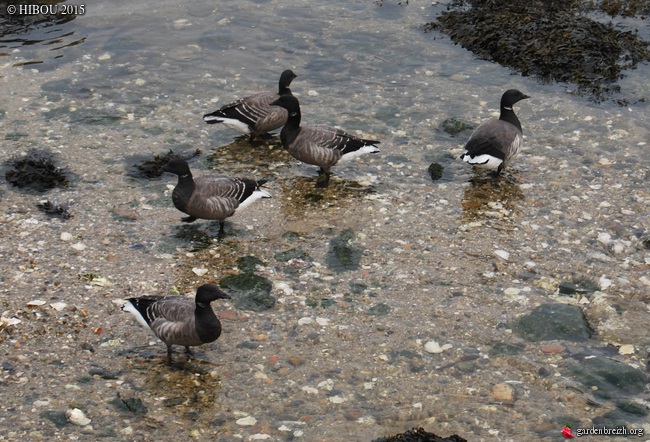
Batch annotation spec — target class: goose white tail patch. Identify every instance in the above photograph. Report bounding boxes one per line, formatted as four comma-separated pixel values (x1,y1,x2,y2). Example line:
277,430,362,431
339,145,380,163
122,301,150,329
461,153,503,170
213,117,251,135
236,189,271,211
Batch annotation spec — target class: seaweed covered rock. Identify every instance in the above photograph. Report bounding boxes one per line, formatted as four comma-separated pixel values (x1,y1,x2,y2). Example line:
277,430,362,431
426,0,650,101
37,200,72,219
373,427,468,442
4,149,70,191
130,149,201,179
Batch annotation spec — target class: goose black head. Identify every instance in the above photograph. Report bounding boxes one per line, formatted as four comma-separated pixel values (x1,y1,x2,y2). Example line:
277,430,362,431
501,89,530,110
162,157,192,176
195,284,231,305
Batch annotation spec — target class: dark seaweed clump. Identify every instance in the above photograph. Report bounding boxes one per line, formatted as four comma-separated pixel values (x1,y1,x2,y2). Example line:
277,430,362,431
4,149,70,191
0,1,76,36
373,427,468,442
426,0,650,101
36,200,72,219
130,149,201,179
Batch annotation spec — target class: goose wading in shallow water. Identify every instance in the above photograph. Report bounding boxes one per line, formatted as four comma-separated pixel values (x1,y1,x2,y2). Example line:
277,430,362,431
203,69,298,143
162,157,270,236
270,94,380,188
460,89,530,175
122,283,231,363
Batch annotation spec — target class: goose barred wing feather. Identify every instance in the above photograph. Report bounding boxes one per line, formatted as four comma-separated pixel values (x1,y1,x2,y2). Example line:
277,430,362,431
307,124,379,155
290,125,379,167
126,296,194,325
126,296,203,347
188,176,246,219
203,91,287,134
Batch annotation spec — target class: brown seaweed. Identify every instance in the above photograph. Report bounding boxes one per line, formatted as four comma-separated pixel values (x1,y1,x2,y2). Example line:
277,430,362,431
4,149,70,191
425,0,650,102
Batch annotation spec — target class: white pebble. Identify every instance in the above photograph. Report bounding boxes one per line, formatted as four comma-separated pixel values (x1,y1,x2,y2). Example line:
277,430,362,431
597,233,611,245
316,317,330,326
618,344,634,355
504,288,520,296
297,317,313,326
66,408,91,426
192,267,208,276
424,341,443,354
50,302,67,311
301,386,319,394
494,249,510,260
26,300,47,307
236,416,257,426
71,242,86,251
599,275,612,290
60,232,73,241
317,379,334,390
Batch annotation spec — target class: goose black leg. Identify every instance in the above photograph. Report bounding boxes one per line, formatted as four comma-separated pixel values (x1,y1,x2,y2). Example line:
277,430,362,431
316,169,330,188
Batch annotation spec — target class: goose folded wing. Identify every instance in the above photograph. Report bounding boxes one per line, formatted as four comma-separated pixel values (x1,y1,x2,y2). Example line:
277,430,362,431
215,91,278,126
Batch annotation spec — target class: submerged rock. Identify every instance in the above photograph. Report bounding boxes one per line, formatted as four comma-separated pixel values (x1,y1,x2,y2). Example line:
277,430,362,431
36,199,72,219
427,163,444,181
569,357,647,400
221,272,274,312
326,229,363,272
373,427,468,442
512,303,592,342
440,117,475,136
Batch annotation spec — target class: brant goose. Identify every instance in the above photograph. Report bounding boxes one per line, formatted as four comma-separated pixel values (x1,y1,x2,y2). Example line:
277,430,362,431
460,89,530,175
203,69,298,142
162,157,270,235
270,94,380,188
122,283,231,363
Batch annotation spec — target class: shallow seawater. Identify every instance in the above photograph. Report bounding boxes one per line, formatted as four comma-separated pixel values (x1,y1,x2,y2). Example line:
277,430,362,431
1,1,649,441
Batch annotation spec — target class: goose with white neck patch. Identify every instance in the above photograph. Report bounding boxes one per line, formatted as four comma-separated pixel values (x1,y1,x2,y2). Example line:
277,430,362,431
460,89,530,175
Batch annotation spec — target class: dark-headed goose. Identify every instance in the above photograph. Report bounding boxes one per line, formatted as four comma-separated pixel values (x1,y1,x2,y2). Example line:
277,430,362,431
270,94,380,188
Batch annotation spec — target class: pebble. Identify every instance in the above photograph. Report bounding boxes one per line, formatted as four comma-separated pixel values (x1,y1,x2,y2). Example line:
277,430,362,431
540,344,565,354
235,415,257,426
494,249,510,260
492,383,516,402
71,242,86,251
27,300,47,307
50,302,67,311
66,408,91,426
618,344,634,355
192,267,208,276
60,232,73,241
424,340,452,354
297,317,313,326
301,386,319,394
